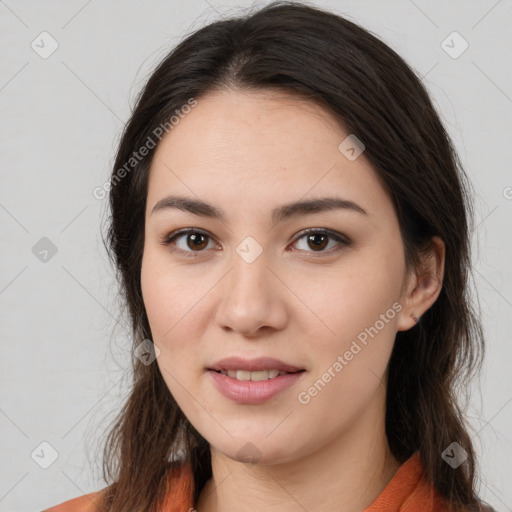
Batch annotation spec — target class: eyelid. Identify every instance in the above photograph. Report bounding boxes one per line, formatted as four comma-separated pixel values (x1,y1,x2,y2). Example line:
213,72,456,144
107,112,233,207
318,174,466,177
160,227,351,257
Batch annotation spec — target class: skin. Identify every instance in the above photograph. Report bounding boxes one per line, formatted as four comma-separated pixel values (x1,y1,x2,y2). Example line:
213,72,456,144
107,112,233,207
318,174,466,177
140,88,445,512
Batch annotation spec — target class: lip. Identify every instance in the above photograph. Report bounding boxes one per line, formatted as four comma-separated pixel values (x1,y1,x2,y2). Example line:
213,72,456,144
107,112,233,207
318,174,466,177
207,369,306,404
208,356,304,373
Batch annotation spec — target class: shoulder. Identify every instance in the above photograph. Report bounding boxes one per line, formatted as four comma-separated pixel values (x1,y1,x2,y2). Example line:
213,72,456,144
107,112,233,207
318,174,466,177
42,464,194,512
42,489,104,512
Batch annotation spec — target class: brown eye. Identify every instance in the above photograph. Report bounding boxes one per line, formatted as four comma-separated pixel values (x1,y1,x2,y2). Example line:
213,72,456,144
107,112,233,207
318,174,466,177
186,233,209,251
292,229,350,254
161,229,216,257
306,233,329,251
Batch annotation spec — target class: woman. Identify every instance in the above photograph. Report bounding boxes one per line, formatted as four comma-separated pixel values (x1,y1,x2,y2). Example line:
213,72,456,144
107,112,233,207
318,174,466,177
44,2,496,511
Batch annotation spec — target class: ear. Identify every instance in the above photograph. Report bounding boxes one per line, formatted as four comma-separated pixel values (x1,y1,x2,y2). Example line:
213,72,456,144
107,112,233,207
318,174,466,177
396,236,445,332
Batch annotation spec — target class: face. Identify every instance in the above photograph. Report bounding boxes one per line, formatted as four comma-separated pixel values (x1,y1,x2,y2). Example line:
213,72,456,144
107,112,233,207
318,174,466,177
141,88,413,465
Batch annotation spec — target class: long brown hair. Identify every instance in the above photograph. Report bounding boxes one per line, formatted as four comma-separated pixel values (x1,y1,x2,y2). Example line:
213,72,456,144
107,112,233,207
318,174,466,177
98,2,491,511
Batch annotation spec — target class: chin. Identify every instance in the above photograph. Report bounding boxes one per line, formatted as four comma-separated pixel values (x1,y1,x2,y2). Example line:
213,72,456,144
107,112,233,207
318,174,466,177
211,435,302,466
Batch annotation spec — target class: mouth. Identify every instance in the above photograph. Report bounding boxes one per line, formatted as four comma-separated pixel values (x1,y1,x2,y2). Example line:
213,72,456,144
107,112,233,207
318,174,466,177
207,356,306,382
207,365,307,404
206,356,307,404
209,368,306,381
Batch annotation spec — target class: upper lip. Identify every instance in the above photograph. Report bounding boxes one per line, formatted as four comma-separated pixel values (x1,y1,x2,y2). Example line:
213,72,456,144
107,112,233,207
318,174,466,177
208,356,304,373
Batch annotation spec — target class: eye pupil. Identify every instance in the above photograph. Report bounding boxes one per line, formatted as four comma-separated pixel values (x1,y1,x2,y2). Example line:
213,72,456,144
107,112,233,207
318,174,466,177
308,233,328,251
188,233,208,250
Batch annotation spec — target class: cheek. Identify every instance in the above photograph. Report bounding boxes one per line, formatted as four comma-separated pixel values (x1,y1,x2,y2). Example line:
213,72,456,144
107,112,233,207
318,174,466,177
140,249,197,339
292,249,404,346
140,262,201,409
140,250,210,383
290,248,403,410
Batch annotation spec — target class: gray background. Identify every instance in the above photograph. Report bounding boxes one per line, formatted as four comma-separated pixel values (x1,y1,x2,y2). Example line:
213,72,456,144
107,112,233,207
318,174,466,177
0,0,511,510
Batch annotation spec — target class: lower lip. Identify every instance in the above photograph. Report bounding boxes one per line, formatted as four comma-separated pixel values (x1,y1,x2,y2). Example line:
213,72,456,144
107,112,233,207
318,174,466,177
207,370,305,404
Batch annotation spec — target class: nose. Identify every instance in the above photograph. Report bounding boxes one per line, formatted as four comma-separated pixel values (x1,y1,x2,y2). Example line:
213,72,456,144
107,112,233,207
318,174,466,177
214,248,288,338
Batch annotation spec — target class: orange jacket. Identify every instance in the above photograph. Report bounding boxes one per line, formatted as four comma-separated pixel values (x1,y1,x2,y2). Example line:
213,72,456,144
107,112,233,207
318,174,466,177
42,451,457,511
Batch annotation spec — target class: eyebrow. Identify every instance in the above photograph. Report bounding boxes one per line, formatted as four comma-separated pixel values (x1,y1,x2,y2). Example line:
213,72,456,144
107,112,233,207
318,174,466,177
150,195,368,224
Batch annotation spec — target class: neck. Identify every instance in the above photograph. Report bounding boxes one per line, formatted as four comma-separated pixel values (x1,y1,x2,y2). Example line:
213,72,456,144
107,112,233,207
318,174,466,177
196,386,401,512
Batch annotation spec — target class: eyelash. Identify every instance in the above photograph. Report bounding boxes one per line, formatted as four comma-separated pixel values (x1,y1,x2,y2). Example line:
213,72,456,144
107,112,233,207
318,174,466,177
159,228,351,258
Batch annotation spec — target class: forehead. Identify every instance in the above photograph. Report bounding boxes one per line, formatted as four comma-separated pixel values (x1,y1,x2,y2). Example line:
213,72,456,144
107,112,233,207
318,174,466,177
146,88,390,221
150,87,347,171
